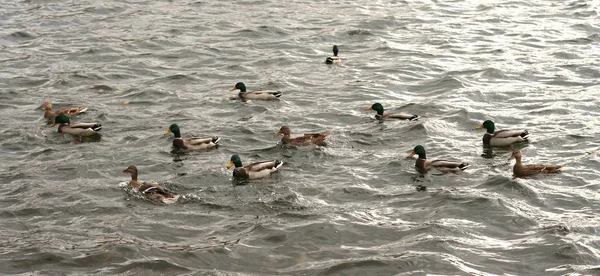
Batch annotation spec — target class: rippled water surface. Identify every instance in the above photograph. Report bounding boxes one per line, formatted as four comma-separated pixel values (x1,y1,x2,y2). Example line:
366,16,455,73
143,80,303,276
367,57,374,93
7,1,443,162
1,0,600,275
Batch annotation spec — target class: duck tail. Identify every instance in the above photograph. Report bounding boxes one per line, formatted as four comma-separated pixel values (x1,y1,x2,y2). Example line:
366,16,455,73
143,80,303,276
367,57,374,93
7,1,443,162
458,163,469,171
409,115,419,121
212,137,221,144
273,91,283,98
325,57,334,64
520,130,530,140
91,124,102,132
274,160,284,169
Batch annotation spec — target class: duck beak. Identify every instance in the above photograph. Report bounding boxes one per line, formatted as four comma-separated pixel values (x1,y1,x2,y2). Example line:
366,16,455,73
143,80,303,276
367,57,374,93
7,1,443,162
475,125,484,129
122,169,129,173
164,129,172,135
275,131,282,137
230,87,236,91
407,151,416,158
226,161,234,169
50,122,57,127
365,107,373,110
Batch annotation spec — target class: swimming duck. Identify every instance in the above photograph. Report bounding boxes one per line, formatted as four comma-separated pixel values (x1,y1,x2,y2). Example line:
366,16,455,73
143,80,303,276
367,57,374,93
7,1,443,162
275,126,331,146
164,124,220,151
407,145,469,174
227,154,283,179
509,148,561,177
41,101,88,119
325,45,341,64
476,120,529,147
51,114,101,140
230,82,282,101
122,165,177,202
366,103,419,121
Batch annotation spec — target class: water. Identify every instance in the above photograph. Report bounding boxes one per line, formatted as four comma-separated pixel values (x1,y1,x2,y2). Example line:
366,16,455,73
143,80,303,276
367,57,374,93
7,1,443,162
1,0,599,275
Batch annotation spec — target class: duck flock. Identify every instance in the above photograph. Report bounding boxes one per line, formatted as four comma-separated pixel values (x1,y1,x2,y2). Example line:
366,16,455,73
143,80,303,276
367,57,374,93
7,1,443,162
41,45,562,204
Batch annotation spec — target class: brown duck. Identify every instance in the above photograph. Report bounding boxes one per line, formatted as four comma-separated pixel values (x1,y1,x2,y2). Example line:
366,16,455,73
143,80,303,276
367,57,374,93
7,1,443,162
122,165,177,202
41,101,87,119
275,126,331,146
509,149,562,177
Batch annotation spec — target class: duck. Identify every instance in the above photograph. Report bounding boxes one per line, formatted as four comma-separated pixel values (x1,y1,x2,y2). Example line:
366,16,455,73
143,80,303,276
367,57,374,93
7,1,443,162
325,45,341,64
164,124,220,151
476,120,529,147
407,145,469,174
366,103,419,121
275,126,331,146
230,82,282,101
51,114,101,140
41,101,88,119
509,148,561,177
227,154,283,179
122,165,177,202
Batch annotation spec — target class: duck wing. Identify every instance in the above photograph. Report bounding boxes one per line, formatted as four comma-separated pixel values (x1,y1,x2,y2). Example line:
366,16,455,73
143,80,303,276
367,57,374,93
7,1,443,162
428,159,469,173
241,90,282,100
384,112,419,121
494,129,529,139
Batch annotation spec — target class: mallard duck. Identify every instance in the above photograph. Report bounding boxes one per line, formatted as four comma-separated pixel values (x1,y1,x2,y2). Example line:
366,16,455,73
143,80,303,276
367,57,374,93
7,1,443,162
164,123,220,150
51,114,101,140
122,165,177,202
366,103,419,121
227,154,283,179
41,101,88,119
275,126,331,146
476,120,529,147
230,82,282,101
509,148,561,177
325,45,341,64
407,145,469,174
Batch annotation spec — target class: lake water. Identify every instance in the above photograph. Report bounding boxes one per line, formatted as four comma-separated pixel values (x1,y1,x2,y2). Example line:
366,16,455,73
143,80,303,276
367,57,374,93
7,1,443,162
1,0,599,275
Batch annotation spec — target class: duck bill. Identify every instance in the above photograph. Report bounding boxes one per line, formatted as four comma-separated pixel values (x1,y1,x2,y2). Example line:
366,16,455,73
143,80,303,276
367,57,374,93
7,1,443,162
365,107,373,110
50,122,57,127
230,87,237,91
226,161,234,169
274,131,282,137
407,151,416,158
122,169,129,173
164,129,172,135
475,125,484,129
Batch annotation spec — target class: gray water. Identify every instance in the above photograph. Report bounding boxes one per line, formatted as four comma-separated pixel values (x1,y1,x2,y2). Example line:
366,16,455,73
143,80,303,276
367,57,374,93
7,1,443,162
1,0,600,275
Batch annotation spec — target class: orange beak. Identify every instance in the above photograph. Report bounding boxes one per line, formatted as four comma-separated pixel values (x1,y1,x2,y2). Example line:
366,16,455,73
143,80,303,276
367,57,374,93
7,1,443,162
275,131,283,137
50,122,57,127
407,151,416,158
230,87,237,91
164,129,172,135
475,125,484,129
227,161,234,169
365,107,373,110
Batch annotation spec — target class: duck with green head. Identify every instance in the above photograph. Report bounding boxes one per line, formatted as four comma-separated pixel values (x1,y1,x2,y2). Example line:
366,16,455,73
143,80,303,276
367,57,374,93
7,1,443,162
230,82,282,101
476,120,529,147
509,145,561,177
325,45,341,64
227,154,283,179
122,165,177,203
51,114,101,140
164,123,220,151
407,145,469,174
275,126,331,146
366,103,419,121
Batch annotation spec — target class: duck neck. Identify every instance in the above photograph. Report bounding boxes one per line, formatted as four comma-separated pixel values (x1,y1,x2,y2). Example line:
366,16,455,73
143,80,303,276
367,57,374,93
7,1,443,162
172,128,182,138
130,170,138,181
